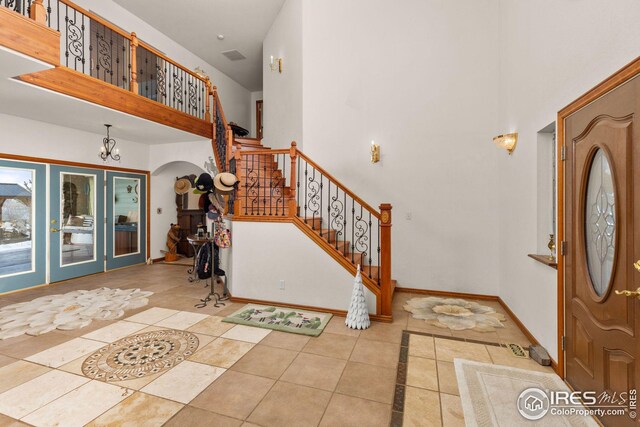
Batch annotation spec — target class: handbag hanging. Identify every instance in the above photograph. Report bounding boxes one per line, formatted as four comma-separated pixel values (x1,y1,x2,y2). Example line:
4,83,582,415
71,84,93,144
213,218,231,248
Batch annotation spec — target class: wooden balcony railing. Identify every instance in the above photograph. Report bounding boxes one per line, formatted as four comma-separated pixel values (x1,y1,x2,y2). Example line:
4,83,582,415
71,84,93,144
2,0,211,122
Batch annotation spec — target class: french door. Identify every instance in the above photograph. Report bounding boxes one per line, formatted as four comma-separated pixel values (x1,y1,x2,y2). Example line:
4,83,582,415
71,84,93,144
0,159,46,292
50,165,104,283
564,75,639,426
106,171,146,270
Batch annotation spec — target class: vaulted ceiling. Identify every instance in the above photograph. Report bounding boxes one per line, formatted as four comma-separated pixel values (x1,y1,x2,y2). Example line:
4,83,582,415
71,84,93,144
113,0,285,91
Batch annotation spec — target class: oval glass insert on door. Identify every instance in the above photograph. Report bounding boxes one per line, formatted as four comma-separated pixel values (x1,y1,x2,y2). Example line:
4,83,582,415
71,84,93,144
584,149,616,296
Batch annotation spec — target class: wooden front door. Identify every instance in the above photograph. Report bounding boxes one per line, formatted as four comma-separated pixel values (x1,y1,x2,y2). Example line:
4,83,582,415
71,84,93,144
565,75,640,426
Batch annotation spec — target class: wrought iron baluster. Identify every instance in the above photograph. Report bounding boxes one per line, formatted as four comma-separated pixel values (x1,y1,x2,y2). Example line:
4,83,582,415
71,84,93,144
368,211,372,275
304,161,308,224
244,154,248,215
377,218,381,286
351,199,355,264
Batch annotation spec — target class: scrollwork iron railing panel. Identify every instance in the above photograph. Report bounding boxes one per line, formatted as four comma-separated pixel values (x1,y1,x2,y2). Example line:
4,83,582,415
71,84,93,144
297,156,381,284
2,0,31,16
90,24,130,90
227,157,236,215
241,152,287,217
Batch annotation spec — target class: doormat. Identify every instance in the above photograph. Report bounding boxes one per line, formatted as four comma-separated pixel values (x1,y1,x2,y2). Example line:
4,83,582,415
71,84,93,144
455,359,599,426
223,304,332,337
0,287,153,339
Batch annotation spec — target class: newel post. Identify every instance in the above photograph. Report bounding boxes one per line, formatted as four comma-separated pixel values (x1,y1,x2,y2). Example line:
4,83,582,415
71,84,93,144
130,32,139,94
234,148,243,215
288,141,298,217
29,0,46,25
379,203,393,317
204,78,212,122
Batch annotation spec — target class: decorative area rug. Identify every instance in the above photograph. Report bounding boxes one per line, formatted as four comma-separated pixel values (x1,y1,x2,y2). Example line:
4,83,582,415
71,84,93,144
0,288,153,339
223,304,332,336
404,297,506,331
455,359,599,426
82,329,199,382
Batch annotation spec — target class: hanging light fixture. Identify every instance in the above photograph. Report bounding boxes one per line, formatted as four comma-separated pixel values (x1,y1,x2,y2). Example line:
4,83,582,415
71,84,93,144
100,124,121,162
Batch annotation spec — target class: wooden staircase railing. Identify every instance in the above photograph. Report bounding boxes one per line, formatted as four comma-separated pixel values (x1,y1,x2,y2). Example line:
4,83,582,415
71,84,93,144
231,142,394,318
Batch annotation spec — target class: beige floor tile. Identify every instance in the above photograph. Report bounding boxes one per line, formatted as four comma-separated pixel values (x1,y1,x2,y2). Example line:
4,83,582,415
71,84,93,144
349,339,399,368
240,423,262,427
450,329,500,343
0,370,89,419
155,311,209,330
437,361,459,396
440,393,465,427
434,338,491,363
142,360,225,404
164,406,243,427
124,307,179,324
302,333,357,359
230,345,297,379
409,334,435,359
247,381,331,427
221,325,271,343
187,316,235,336
495,328,532,347
0,331,73,359
359,322,405,344
22,380,129,427
190,370,274,420
0,354,16,369
335,361,396,404
407,356,439,391
0,360,50,394
319,393,391,427
0,413,29,426
259,330,311,351
25,337,104,368
81,320,148,343
190,338,254,368
486,345,554,373
403,386,441,427
323,316,361,337
280,352,346,391
86,392,183,427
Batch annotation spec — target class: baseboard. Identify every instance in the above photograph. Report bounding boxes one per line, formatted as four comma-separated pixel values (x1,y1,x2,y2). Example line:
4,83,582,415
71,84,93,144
395,286,499,301
229,296,393,323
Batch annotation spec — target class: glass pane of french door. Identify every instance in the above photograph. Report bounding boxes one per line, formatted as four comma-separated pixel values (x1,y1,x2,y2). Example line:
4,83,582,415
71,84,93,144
0,159,46,293
50,165,104,283
106,171,146,269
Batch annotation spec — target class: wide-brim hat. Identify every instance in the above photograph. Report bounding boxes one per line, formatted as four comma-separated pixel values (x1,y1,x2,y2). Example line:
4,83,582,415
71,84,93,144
194,173,214,194
174,178,192,195
214,172,239,193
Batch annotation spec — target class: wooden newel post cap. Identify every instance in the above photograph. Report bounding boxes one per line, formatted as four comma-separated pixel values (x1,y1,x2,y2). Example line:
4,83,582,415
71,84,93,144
379,204,392,224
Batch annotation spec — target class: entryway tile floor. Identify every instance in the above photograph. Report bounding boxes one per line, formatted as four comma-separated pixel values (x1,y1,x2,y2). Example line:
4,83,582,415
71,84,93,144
0,264,542,426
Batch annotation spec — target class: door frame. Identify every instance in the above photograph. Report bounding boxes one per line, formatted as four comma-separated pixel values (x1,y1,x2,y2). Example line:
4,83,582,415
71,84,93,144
0,152,150,279
557,56,640,379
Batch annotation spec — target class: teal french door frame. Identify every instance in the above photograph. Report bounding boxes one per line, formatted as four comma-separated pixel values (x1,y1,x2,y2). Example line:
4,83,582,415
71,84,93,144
49,165,104,283
106,171,147,270
0,159,46,293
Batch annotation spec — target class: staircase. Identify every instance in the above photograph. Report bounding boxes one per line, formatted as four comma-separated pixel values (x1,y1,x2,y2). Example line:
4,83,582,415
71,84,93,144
210,93,395,319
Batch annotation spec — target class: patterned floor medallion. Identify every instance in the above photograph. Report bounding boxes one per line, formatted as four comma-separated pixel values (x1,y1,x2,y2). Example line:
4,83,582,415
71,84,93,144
82,329,199,382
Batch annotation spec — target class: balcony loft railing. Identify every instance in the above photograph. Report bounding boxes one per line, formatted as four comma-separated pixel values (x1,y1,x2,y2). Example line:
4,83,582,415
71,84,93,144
2,0,211,122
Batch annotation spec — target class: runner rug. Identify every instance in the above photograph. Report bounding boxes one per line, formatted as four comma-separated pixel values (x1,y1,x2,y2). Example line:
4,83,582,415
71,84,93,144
223,303,332,337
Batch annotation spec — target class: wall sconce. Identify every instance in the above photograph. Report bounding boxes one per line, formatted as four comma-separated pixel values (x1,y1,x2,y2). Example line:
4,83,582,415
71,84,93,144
492,132,518,155
370,140,380,163
270,55,283,73
100,124,121,162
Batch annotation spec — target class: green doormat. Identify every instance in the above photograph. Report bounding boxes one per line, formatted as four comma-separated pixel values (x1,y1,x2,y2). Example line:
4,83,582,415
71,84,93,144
223,304,333,337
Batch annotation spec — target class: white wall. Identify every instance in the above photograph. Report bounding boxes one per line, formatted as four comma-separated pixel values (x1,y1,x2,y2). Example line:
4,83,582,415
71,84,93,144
75,0,252,129
250,91,263,138
232,221,377,313
300,0,502,296
496,0,640,361
263,0,302,148
0,113,150,170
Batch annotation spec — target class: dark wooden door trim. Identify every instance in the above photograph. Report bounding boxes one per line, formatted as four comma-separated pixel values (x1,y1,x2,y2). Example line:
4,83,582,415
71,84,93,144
256,99,263,140
557,56,640,379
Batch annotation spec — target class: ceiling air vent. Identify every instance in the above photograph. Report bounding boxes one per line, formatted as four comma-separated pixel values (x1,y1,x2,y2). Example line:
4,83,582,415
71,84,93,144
221,49,247,61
